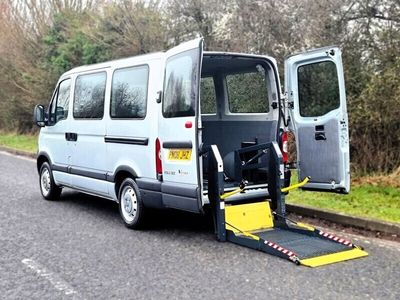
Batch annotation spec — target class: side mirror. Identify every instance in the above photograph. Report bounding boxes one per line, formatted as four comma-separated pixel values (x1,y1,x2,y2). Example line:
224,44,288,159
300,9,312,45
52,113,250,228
33,105,45,127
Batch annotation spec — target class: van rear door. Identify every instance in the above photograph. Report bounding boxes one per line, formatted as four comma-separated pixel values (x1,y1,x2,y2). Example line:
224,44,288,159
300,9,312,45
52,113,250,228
285,47,350,193
158,38,204,212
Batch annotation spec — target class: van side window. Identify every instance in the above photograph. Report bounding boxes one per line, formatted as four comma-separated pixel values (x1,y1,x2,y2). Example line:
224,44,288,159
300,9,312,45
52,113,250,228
111,65,149,118
297,61,339,117
49,78,71,125
200,77,216,114
73,72,107,119
163,50,198,118
226,66,269,113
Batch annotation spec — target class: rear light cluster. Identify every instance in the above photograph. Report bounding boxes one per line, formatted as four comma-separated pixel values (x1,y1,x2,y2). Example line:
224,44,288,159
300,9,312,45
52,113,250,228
280,130,291,191
280,131,289,164
155,138,163,180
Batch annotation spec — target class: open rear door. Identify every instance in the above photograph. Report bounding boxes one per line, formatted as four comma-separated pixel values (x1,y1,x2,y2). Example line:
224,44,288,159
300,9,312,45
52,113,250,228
158,38,203,212
285,47,350,193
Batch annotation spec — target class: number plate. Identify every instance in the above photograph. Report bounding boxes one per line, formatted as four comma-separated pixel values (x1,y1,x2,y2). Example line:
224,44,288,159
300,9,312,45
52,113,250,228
168,149,192,161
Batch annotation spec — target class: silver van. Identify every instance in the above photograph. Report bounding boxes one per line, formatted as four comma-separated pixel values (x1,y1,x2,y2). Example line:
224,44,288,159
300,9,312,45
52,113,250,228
34,38,350,229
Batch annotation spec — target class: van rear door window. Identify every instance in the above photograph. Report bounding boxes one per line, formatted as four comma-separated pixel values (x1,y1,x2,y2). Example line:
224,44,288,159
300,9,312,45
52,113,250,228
226,66,269,113
111,65,149,118
163,50,198,118
297,61,339,117
200,77,216,114
73,72,107,119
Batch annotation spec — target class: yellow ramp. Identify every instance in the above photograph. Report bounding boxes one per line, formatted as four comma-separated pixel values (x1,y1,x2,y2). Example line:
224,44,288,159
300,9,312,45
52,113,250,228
300,248,368,267
225,201,274,233
223,201,368,267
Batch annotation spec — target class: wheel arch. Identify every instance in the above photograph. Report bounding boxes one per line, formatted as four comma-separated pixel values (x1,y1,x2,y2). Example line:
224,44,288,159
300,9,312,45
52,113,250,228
37,152,52,174
112,166,138,201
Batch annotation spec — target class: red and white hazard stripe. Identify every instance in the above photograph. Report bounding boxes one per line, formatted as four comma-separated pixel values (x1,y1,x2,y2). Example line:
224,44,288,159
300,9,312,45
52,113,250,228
264,240,297,258
318,230,353,247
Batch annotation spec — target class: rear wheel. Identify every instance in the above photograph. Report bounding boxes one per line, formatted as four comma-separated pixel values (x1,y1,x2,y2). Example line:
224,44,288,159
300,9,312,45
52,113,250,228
39,162,62,200
118,178,145,229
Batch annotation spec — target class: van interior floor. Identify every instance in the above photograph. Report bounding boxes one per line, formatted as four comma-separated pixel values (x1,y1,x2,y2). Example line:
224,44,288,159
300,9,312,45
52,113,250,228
202,179,238,192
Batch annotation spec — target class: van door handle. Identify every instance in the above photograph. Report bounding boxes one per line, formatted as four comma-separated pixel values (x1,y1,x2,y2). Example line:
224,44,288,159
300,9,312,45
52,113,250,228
65,132,78,141
315,132,326,141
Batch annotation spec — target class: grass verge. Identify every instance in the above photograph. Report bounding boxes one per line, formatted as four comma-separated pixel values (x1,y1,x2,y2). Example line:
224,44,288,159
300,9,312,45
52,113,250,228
287,171,400,224
0,132,37,153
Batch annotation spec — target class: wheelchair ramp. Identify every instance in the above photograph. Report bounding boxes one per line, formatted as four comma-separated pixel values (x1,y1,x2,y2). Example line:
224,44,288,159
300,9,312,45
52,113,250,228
255,228,368,267
224,201,368,267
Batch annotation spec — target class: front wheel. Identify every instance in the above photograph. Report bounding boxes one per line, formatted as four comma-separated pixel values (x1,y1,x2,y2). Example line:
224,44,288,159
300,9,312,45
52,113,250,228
39,162,62,200
118,178,145,229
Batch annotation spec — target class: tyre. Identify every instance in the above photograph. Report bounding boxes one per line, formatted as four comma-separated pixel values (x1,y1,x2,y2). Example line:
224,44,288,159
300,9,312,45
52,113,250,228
118,178,145,229
39,162,62,200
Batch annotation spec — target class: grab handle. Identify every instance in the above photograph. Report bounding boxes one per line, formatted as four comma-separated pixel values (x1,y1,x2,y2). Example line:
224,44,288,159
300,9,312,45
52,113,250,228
281,176,310,193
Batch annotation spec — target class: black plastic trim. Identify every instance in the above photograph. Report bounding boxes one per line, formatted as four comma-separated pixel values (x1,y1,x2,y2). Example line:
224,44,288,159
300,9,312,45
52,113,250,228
137,179,200,212
37,151,52,173
162,194,200,213
70,167,107,181
51,163,107,181
47,163,202,212
104,136,149,146
136,178,162,192
140,190,163,209
106,165,138,182
162,182,200,213
52,164,69,173
161,182,198,198
163,141,193,149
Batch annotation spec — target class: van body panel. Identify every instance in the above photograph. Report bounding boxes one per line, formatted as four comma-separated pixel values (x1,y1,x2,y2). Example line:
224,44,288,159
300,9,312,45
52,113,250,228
65,69,109,194
52,171,71,187
105,59,162,184
68,125,108,194
69,173,110,197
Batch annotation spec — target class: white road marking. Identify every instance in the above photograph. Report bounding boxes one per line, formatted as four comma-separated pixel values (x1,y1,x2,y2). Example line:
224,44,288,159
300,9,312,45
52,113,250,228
21,258,80,297
0,150,35,162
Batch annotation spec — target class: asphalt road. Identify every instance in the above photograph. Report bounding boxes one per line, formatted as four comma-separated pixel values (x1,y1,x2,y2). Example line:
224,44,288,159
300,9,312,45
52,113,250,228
1,151,399,300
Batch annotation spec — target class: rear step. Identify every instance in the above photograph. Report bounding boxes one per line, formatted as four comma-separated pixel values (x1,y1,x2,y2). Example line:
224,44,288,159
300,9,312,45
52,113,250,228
206,142,368,267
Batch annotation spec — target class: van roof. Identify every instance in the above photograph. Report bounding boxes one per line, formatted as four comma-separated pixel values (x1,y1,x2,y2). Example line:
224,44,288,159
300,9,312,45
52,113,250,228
61,50,277,78
62,51,164,77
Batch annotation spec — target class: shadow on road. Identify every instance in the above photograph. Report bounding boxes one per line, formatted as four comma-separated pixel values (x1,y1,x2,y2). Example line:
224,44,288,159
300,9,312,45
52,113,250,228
58,189,214,234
